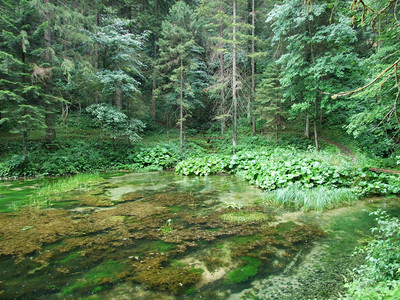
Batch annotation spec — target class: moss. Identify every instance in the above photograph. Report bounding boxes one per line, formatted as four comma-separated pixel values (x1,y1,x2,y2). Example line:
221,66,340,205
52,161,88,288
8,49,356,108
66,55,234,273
58,251,82,264
119,192,143,202
220,211,271,223
133,266,201,294
61,259,127,296
167,205,182,213
226,257,261,284
276,221,297,233
171,260,186,268
204,256,227,273
185,286,197,295
76,195,114,207
153,241,175,252
111,201,167,218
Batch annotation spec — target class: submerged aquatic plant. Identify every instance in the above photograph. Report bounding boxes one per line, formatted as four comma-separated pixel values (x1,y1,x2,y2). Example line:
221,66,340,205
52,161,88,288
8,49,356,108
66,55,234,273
226,256,261,284
220,211,270,223
265,184,358,211
225,202,243,210
159,219,174,235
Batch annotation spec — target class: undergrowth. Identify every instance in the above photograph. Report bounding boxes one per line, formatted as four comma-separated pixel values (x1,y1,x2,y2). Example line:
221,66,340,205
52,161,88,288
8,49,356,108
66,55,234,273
344,211,400,299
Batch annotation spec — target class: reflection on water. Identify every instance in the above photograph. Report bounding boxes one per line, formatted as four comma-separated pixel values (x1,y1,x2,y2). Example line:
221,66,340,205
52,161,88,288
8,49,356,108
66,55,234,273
0,171,398,299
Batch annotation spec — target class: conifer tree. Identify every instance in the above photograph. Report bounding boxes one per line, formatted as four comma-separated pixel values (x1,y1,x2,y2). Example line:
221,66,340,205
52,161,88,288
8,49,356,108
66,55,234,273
156,1,207,154
255,63,285,142
0,0,47,162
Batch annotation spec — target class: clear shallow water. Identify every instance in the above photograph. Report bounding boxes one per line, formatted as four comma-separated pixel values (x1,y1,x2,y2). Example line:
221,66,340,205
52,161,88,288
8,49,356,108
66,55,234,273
0,172,399,299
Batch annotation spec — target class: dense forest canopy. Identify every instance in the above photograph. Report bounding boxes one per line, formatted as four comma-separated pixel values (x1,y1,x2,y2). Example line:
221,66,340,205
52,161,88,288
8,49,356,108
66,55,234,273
1,0,399,158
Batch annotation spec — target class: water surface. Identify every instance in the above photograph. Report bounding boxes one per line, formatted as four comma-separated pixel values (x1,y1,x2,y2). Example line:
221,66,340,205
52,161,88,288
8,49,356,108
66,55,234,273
0,172,398,299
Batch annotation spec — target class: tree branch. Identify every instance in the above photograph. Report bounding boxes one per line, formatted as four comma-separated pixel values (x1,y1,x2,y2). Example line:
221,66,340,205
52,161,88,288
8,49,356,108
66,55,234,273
332,57,400,99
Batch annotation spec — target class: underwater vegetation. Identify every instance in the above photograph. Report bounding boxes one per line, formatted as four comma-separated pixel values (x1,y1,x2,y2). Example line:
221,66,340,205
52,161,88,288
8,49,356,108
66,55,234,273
0,174,327,299
226,256,261,284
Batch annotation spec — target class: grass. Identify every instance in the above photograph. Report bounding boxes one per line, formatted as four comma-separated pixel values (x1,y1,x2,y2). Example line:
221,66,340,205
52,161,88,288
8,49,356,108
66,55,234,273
264,184,359,211
29,174,103,208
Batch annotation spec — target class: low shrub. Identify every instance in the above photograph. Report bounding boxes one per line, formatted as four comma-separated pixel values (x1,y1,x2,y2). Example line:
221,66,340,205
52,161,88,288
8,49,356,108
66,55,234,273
344,210,400,299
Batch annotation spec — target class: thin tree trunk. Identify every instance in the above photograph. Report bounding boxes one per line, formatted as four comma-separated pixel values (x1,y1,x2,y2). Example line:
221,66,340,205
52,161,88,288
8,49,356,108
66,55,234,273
180,57,184,155
314,98,319,151
251,0,256,135
232,0,238,147
219,1,226,135
43,0,56,142
308,17,319,151
23,131,28,164
151,0,158,122
314,118,319,151
305,114,310,139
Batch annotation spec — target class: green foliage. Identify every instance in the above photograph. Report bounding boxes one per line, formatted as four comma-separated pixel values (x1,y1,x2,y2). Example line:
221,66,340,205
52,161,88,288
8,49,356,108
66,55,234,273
86,103,145,143
345,211,400,299
156,1,209,129
175,155,230,176
226,256,261,284
255,63,286,133
0,140,180,178
176,147,400,201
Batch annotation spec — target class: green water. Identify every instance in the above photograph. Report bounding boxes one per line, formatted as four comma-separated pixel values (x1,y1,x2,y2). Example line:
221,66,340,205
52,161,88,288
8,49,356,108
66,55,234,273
0,172,399,299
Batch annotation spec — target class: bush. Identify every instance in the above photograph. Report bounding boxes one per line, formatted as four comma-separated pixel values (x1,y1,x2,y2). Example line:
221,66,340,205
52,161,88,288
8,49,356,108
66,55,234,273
176,148,400,201
345,211,400,299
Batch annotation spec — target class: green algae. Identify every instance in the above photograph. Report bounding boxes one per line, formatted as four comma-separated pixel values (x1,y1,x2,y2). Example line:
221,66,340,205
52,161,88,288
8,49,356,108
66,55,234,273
167,204,182,213
226,256,261,284
61,259,126,296
154,240,175,252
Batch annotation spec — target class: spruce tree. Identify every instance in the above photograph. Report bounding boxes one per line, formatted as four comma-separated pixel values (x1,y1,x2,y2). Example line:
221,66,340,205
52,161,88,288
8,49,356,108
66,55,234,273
156,1,207,154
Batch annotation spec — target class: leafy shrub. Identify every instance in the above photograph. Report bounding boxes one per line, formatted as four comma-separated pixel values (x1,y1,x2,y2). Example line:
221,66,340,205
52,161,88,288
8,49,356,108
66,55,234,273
176,148,400,200
353,172,400,196
345,211,400,299
175,155,230,175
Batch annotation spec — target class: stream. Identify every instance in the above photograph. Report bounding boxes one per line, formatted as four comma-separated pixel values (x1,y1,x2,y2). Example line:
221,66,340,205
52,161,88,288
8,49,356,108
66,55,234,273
0,171,399,299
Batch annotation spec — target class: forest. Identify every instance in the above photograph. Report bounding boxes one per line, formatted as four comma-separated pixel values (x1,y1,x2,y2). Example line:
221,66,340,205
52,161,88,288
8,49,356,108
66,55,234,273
1,0,400,299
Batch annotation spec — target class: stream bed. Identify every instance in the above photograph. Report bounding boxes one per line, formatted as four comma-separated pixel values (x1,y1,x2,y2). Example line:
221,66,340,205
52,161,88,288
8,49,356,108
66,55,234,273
0,171,399,299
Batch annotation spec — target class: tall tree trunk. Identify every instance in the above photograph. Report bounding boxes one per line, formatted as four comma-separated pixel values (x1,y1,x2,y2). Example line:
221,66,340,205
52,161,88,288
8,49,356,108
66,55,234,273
21,34,29,164
308,16,319,151
180,57,184,155
305,114,310,139
232,0,238,147
151,0,158,122
219,1,226,135
251,0,256,135
43,0,56,142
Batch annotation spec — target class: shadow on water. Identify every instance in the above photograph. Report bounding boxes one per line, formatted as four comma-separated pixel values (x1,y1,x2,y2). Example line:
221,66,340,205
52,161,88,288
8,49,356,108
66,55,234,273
0,171,399,299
